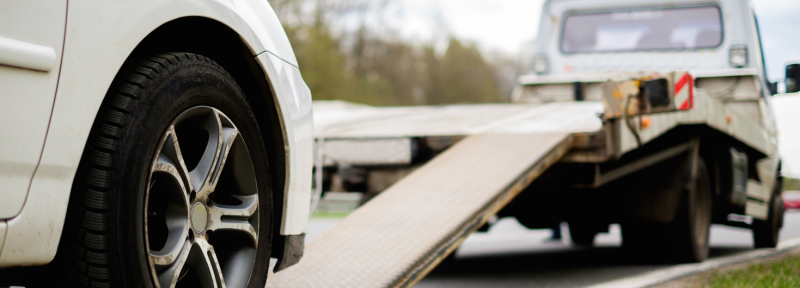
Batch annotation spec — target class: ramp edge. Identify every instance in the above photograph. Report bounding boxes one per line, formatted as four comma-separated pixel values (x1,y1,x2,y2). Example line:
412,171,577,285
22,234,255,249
397,133,574,288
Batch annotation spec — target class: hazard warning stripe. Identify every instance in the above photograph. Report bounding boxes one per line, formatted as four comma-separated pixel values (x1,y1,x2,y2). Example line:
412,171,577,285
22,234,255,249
675,72,694,110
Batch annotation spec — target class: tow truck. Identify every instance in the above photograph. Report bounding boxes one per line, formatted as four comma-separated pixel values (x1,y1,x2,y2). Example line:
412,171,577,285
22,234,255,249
268,0,795,286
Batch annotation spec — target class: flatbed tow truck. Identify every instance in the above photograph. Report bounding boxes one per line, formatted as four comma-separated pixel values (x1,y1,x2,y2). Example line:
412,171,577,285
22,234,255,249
268,0,791,287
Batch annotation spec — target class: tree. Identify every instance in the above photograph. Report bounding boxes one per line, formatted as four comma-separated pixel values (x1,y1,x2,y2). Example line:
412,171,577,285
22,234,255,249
270,0,505,106
438,39,501,104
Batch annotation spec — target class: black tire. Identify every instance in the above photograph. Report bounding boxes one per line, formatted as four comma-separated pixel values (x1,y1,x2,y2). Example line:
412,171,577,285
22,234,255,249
621,221,661,251
56,53,273,288
568,222,600,247
666,158,712,263
753,182,784,248
621,158,711,263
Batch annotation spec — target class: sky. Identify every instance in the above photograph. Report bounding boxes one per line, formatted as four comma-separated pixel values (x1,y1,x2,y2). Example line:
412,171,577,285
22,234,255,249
752,0,800,83
333,0,545,54
392,0,544,53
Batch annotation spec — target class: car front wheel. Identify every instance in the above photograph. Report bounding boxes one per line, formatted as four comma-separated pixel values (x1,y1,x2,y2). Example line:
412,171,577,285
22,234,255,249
59,53,273,288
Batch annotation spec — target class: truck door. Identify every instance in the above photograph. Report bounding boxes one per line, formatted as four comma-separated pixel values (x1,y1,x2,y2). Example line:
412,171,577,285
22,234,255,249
0,0,67,219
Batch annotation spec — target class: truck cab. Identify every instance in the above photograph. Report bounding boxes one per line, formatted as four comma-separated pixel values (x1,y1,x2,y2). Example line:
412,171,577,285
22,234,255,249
515,0,775,118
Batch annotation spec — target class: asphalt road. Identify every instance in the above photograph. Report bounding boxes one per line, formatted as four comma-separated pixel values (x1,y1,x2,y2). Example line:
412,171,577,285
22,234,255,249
304,210,800,288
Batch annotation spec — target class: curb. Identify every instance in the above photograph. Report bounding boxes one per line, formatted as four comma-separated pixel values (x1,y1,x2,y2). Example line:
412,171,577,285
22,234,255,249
586,237,800,288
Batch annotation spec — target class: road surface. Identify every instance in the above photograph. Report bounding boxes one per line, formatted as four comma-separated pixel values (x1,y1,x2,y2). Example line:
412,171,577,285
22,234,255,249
303,210,800,288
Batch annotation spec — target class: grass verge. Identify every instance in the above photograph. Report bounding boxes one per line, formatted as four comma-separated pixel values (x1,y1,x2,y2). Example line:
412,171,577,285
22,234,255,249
661,248,800,288
311,212,351,219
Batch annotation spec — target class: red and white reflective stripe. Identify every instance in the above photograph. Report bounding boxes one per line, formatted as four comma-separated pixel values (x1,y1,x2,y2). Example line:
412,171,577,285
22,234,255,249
674,72,694,110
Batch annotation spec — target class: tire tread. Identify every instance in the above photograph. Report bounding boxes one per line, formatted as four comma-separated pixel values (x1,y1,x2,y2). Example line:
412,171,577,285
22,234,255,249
63,54,180,287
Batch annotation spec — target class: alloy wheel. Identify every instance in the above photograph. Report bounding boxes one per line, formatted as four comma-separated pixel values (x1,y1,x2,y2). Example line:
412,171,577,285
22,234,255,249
145,106,259,288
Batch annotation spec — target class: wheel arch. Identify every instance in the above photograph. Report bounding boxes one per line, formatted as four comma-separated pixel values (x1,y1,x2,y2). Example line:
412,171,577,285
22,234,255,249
122,16,289,259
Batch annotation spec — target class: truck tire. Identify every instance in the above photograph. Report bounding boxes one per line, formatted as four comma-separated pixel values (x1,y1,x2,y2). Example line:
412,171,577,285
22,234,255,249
667,158,712,262
568,222,601,247
621,221,660,251
621,158,711,263
57,53,273,288
752,183,784,248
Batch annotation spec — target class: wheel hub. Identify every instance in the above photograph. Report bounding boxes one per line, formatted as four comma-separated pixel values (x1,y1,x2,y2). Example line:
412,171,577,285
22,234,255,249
191,202,208,233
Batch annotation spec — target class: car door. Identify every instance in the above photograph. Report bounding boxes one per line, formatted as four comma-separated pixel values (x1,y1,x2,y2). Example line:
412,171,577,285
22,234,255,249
0,0,67,219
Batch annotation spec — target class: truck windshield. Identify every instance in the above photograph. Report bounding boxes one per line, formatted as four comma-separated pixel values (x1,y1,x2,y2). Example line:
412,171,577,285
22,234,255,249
561,6,722,53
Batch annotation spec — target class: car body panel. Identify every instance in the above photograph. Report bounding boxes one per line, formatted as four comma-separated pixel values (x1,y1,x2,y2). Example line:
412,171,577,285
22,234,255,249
259,53,314,234
0,0,312,267
0,0,67,219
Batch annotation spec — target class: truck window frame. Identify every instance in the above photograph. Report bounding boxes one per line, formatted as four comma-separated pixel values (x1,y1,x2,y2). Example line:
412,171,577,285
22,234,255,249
558,4,725,55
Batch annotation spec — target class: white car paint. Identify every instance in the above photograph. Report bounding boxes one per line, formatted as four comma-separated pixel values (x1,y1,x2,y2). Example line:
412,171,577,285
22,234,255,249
261,53,314,234
0,0,313,267
0,0,66,220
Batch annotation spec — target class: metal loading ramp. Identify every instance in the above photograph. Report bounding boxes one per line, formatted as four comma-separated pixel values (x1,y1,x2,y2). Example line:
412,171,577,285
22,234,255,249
269,132,572,288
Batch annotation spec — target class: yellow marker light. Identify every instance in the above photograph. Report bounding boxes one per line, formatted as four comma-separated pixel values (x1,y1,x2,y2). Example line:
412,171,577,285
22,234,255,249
641,116,652,129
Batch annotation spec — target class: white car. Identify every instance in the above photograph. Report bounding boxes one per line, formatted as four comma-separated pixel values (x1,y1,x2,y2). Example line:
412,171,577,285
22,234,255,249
0,0,314,287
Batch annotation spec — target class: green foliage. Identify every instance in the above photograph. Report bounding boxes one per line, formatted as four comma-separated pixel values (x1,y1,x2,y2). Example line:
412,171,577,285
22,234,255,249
692,254,800,287
272,0,504,106
284,24,354,102
311,212,350,219
436,39,500,104
783,177,800,191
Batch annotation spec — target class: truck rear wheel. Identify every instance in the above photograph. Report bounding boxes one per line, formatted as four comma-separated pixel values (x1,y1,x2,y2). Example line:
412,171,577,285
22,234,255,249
667,158,711,262
621,157,711,263
752,184,784,248
568,222,603,247
621,221,658,251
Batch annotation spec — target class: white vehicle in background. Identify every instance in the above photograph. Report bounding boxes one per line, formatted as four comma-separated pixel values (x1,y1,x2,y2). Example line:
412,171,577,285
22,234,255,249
0,1,313,287
506,0,792,261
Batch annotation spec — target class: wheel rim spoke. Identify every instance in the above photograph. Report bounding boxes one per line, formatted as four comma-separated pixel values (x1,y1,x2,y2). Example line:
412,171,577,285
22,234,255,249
158,127,194,192
189,112,224,198
149,227,190,266
155,239,191,288
203,123,239,199
148,159,190,266
208,195,259,246
152,154,191,202
146,106,258,288
187,240,227,288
